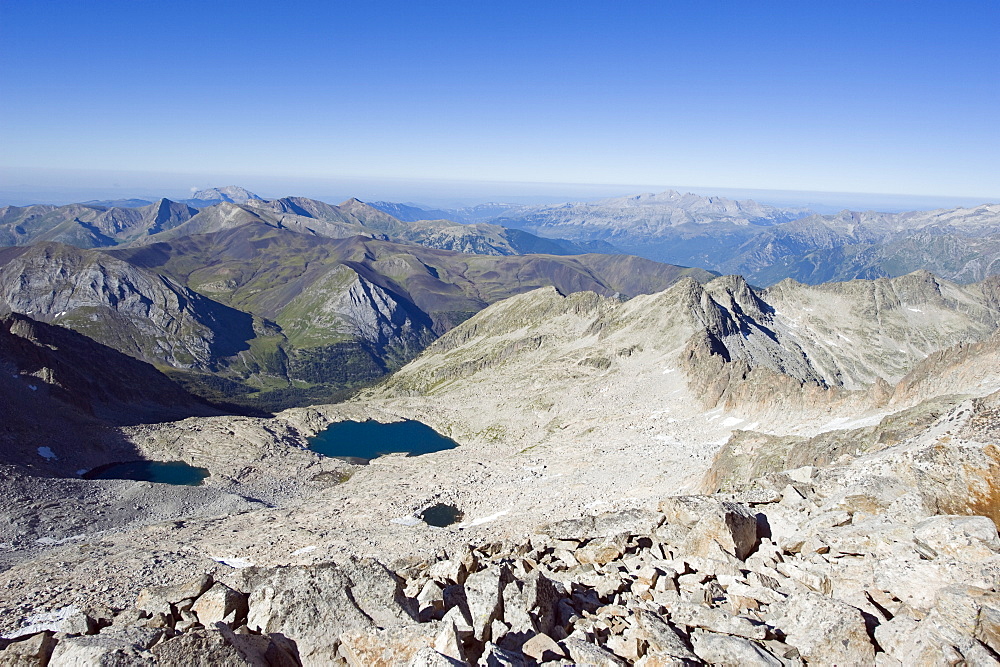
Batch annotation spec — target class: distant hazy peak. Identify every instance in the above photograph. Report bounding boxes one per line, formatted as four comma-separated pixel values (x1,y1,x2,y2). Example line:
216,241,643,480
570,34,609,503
190,186,262,204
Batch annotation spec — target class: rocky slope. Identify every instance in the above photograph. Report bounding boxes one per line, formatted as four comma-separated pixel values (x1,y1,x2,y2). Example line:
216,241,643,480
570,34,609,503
5,387,1000,665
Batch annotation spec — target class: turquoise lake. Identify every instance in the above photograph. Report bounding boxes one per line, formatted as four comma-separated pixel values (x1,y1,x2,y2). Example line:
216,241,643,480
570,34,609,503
309,419,458,462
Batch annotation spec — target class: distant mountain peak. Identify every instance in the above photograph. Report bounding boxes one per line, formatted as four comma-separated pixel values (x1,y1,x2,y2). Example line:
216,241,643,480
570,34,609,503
191,186,262,204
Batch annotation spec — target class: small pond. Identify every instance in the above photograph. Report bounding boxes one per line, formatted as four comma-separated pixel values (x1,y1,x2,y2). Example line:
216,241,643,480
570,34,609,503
83,461,210,486
309,419,458,463
420,503,464,527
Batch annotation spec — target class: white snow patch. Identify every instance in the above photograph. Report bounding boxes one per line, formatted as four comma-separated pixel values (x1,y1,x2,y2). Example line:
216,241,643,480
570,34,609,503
662,368,675,374
745,422,760,431
212,556,255,568
817,413,887,433
37,446,57,460
462,510,509,527
722,417,744,428
291,545,317,556
390,516,422,527
585,500,606,509
838,333,853,343
3,605,81,639
908,308,924,313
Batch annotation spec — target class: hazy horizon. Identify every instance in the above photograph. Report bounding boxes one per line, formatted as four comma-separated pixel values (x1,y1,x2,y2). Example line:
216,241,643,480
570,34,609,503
1,166,997,214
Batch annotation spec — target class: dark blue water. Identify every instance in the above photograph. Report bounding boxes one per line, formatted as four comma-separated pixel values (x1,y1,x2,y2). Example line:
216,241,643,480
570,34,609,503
83,461,210,486
420,504,463,527
309,419,458,462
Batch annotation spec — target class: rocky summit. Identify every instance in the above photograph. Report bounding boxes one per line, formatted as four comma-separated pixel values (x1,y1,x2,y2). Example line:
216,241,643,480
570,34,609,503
5,191,1000,666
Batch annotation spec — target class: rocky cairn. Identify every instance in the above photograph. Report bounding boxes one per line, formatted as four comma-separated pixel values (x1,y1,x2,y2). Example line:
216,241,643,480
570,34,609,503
5,463,1000,666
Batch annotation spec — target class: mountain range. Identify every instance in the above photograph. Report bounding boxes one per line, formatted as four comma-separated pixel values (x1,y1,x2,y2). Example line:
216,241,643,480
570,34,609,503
8,184,1000,664
0,218,711,411
372,192,1000,286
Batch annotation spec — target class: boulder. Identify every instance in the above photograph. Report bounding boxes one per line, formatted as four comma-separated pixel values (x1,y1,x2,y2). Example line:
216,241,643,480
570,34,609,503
913,515,1000,562
245,561,412,666
339,624,437,667
690,631,782,666
659,496,760,560
464,566,510,643
477,642,528,666
407,647,465,667
192,583,249,627
562,637,627,666
47,628,161,666
0,632,56,666
633,609,698,662
775,592,874,664
536,508,662,541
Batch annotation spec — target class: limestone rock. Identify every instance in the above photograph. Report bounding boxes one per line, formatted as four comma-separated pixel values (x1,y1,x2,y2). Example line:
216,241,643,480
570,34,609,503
477,642,528,666
913,515,1000,562
339,624,437,667
633,609,698,662
464,566,509,643
660,496,760,560
245,562,409,665
407,646,465,667
690,631,782,666
191,582,248,627
776,591,875,664
562,637,627,666
47,629,161,666
0,632,56,666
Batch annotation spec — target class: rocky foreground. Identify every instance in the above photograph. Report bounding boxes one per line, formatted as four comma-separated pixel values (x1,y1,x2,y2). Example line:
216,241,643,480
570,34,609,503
4,445,1000,666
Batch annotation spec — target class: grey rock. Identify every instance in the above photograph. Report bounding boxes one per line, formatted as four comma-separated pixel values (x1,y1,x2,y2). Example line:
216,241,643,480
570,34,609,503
245,561,409,666
464,566,509,643
633,609,698,662
478,642,528,667
408,646,465,667
0,632,56,666
776,592,875,664
561,637,627,666
191,582,248,627
691,632,782,666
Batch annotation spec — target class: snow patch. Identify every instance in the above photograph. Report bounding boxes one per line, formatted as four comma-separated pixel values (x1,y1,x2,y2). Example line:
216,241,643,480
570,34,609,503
661,368,675,374
908,308,924,313
722,417,744,427
291,545,317,556
37,446,57,460
462,510,509,527
212,556,255,568
3,605,81,639
390,516,422,526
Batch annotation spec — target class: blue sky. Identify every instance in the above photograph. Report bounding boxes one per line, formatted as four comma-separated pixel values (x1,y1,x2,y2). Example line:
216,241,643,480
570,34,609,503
1,0,998,204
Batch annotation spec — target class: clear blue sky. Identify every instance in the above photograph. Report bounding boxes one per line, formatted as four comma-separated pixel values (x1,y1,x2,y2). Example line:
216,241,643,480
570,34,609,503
1,0,998,202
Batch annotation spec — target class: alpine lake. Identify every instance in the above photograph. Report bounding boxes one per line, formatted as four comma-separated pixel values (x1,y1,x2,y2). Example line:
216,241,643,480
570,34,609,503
309,419,463,526
83,461,210,486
